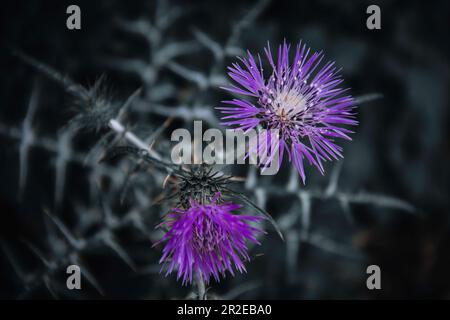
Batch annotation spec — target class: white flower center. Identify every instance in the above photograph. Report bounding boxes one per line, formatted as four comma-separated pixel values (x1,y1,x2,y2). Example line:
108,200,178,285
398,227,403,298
272,88,307,118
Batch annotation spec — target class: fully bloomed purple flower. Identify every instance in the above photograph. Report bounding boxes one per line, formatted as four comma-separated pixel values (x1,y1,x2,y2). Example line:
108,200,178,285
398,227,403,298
155,193,263,285
219,41,357,182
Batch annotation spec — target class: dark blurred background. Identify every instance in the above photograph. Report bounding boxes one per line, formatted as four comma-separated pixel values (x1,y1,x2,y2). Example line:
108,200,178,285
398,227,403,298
0,0,449,299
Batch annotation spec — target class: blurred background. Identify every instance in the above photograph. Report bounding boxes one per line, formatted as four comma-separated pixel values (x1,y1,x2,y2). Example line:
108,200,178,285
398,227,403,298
0,0,449,299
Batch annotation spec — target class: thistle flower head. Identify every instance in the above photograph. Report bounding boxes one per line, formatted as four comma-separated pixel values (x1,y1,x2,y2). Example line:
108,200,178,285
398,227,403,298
176,164,233,208
219,41,358,183
155,193,264,285
68,75,122,133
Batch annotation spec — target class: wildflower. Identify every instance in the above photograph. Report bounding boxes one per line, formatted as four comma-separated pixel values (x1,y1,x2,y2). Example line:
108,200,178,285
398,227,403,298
155,193,263,285
219,41,357,182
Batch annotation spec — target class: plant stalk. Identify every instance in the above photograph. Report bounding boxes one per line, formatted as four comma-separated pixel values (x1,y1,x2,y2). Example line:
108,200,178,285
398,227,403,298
196,272,206,300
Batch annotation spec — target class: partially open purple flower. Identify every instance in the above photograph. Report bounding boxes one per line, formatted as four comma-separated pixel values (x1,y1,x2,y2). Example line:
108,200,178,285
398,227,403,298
155,193,263,285
219,41,357,182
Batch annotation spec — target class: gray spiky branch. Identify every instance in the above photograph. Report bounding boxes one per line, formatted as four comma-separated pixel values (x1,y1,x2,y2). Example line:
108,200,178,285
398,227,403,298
244,160,416,282
1,53,175,299
0,110,157,208
2,183,164,299
112,0,271,127
0,117,171,298
109,0,198,98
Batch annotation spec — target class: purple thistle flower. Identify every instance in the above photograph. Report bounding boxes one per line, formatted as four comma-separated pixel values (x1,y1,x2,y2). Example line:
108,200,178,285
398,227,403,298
218,41,358,182
155,193,264,285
